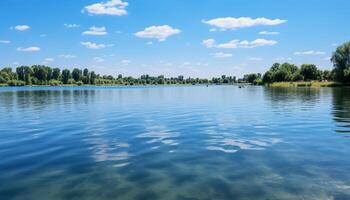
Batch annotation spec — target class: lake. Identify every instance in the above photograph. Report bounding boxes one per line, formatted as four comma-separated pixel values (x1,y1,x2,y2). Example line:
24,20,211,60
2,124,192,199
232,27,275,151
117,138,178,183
0,85,349,200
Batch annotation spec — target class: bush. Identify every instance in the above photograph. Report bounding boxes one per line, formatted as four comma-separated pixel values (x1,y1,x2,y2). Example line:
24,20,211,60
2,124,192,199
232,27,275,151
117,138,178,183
49,79,61,86
297,83,312,87
7,80,25,86
76,81,84,86
253,79,263,85
67,79,76,85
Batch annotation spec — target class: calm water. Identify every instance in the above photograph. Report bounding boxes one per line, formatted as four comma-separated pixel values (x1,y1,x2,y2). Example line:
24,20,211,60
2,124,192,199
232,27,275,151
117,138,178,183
0,85,350,200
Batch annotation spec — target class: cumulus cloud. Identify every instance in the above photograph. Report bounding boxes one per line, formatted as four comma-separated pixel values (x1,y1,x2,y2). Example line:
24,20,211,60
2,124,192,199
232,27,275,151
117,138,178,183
211,52,232,58
82,26,107,36
202,38,277,49
64,24,80,28
294,51,326,55
202,17,286,30
83,0,128,16
259,31,280,35
17,46,40,52
135,25,181,41
202,39,216,48
0,40,10,44
81,41,113,49
12,25,30,31
58,54,76,58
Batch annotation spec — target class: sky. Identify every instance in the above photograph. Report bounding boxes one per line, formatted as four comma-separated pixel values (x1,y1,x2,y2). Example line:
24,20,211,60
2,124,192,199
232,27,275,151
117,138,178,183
0,0,349,78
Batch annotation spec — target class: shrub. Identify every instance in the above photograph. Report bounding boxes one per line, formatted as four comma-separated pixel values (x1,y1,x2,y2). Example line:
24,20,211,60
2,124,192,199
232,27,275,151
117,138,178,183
49,79,61,86
76,81,84,86
67,79,76,85
7,80,25,86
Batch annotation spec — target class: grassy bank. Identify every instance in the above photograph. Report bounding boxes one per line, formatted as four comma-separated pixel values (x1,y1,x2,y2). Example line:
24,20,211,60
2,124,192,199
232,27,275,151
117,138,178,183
266,81,343,88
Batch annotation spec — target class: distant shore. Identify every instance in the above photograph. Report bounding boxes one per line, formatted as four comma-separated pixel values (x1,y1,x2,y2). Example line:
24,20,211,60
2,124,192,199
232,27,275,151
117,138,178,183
265,81,344,88
0,82,346,88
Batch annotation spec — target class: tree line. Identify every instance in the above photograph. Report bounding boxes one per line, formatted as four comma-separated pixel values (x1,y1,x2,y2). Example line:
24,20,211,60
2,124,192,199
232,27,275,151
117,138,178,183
243,41,350,85
0,65,237,86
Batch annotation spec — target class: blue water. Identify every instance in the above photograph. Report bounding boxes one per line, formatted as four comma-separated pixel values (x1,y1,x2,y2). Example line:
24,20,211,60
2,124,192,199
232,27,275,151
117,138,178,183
0,86,349,200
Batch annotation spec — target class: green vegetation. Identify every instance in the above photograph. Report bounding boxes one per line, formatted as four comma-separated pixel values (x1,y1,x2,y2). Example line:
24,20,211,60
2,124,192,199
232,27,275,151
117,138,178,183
0,65,237,86
242,41,350,87
268,81,342,88
2,41,350,88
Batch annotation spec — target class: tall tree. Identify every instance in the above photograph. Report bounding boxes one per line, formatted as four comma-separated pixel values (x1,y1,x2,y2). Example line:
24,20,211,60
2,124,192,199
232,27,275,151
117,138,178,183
331,41,350,82
52,68,61,80
72,68,82,82
300,64,318,81
24,66,33,85
61,69,71,84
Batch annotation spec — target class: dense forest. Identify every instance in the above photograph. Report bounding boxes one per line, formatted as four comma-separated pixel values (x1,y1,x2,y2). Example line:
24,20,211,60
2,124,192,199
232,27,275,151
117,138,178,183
1,41,349,87
0,66,238,86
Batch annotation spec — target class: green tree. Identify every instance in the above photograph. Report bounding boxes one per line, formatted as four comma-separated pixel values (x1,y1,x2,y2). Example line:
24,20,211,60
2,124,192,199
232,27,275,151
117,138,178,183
300,64,318,81
331,41,350,82
90,71,97,85
16,66,26,81
262,71,273,83
52,68,61,80
61,69,71,84
72,68,82,82
24,66,33,85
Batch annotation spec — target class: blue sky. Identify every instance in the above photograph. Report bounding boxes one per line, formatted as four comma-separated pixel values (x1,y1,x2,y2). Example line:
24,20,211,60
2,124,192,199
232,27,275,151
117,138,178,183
0,0,349,78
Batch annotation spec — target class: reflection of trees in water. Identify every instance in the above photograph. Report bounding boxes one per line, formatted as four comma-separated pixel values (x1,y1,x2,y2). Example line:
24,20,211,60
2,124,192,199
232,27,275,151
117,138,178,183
0,89,97,112
263,87,321,112
332,88,350,134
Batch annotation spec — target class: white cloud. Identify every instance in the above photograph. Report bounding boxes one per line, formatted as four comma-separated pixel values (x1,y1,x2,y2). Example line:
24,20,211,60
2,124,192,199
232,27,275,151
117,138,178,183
135,25,181,41
58,54,76,58
275,56,292,61
259,31,280,35
42,58,54,64
202,39,216,48
121,60,131,65
0,40,10,44
202,17,286,30
81,41,113,49
12,25,30,31
17,46,40,52
211,52,232,58
324,57,331,61
248,57,263,61
146,41,153,45
294,51,326,55
64,24,80,28
83,0,128,16
82,26,107,36
94,57,105,62
203,38,277,49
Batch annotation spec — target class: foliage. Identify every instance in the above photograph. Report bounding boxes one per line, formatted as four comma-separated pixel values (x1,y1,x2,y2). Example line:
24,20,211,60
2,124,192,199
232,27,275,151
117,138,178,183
0,65,238,86
331,41,350,83
261,62,334,84
7,80,25,86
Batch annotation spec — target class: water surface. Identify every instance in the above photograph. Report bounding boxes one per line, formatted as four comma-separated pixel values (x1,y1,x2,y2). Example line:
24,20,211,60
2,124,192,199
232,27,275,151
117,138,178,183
0,86,350,200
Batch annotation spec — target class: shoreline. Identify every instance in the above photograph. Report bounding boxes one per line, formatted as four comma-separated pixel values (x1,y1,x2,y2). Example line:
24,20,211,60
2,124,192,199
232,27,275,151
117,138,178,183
265,81,344,88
